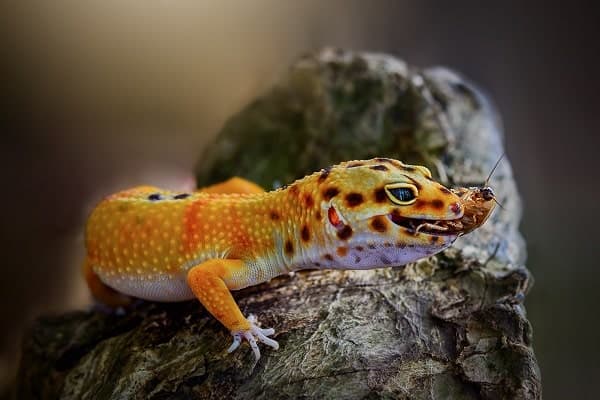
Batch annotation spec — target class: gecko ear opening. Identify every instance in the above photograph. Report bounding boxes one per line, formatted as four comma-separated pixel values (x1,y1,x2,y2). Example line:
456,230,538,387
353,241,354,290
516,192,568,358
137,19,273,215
328,206,345,229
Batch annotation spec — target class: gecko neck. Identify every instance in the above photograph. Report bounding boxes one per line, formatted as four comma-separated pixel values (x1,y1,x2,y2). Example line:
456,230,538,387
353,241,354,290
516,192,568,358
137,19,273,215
244,174,327,272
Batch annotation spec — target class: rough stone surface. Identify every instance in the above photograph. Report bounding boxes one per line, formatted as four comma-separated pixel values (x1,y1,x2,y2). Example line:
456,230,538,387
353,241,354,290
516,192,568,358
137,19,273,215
18,49,540,399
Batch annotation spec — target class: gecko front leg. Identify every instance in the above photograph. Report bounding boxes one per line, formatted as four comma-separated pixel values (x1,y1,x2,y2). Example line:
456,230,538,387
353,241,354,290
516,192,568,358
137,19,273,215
186,259,278,361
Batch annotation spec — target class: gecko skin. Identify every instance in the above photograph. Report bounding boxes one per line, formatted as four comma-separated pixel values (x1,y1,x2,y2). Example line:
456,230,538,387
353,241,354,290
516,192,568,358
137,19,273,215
84,158,495,361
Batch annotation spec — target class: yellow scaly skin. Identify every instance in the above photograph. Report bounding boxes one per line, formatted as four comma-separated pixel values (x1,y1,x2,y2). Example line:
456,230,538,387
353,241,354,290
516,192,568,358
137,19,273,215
83,158,495,361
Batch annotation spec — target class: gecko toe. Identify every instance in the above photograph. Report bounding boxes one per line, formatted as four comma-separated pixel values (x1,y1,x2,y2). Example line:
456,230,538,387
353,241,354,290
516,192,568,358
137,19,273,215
243,331,261,361
259,327,275,336
227,333,242,353
253,328,279,349
228,315,278,361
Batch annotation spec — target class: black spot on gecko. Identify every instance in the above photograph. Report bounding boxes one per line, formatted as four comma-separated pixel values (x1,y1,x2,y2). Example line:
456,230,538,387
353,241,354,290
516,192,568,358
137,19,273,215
323,254,334,261
337,225,353,240
148,193,162,201
318,167,331,183
370,164,389,171
301,225,310,242
173,193,190,200
345,192,364,207
374,187,387,203
303,193,314,208
285,240,294,255
370,216,388,233
374,158,399,167
270,211,280,221
430,235,440,244
368,244,376,250
380,255,392,265
354,255,361,264
355,246,364,252
431,199,444,210
395,242,406,248
322,187,340,200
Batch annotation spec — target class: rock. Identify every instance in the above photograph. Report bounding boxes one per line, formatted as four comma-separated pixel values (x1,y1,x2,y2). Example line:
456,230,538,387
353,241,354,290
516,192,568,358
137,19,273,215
18,49,541,399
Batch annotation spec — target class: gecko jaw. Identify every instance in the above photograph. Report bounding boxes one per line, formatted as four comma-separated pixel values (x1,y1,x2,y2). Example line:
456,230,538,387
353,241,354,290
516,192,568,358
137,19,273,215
387,213,464,236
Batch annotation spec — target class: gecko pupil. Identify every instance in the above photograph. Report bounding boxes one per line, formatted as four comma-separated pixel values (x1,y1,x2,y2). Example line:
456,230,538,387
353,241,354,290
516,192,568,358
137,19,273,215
389,187,415,202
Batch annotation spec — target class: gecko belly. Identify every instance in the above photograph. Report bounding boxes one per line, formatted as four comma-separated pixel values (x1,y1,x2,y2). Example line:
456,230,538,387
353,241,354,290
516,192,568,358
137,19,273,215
95,267,195,302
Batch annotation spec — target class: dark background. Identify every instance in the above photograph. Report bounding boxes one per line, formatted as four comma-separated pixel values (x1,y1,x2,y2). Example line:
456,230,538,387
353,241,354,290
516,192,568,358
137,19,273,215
2,1,598,398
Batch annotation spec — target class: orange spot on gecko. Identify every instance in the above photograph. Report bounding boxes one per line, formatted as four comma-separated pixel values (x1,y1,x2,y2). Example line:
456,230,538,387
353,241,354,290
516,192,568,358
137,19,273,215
183,198,208,252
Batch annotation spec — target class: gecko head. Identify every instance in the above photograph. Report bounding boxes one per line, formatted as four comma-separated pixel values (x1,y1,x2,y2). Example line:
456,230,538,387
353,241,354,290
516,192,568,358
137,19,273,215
313,158,493,268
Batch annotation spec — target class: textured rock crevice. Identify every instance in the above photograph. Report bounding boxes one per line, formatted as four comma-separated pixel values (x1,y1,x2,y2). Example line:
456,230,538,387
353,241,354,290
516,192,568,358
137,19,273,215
18,48,540,399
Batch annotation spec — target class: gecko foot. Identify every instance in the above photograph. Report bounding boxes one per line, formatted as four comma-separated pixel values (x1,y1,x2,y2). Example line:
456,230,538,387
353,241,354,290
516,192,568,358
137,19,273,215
227,314,279,361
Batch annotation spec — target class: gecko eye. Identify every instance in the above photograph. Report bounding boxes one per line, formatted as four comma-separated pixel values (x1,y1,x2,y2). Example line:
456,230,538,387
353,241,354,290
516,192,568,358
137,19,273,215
384,183,418,205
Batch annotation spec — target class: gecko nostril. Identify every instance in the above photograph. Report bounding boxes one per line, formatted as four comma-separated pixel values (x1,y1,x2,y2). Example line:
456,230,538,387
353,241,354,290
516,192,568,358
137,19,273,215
450,202,462,215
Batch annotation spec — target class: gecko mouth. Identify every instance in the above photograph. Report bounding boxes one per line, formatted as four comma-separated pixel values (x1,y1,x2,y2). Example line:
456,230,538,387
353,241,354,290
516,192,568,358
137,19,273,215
388,213,464,236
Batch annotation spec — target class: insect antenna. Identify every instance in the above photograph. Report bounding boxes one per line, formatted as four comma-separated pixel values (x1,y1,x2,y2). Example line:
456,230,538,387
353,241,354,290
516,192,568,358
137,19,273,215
492,197,505,210
484,152,505,187
480,152,505,210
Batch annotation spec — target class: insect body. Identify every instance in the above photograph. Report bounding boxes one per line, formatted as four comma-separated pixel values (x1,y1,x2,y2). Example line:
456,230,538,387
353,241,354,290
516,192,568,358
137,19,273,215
83,158,495,361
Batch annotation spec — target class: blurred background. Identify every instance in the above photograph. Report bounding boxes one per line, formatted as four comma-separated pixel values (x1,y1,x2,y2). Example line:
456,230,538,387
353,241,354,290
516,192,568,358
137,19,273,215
1,1,598,398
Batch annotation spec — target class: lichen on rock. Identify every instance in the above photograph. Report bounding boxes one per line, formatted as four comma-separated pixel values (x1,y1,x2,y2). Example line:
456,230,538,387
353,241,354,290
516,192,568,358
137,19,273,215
18,48,541,399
